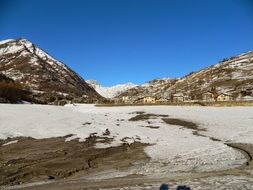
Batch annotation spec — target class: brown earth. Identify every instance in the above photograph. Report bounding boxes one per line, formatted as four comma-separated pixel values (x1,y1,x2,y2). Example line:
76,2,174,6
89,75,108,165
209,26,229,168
0,135,149,186
128,112,168,121
162,118,204,131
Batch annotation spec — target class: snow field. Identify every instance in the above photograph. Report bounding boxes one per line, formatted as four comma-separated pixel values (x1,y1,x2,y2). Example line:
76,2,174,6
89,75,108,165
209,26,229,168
1,104,252,177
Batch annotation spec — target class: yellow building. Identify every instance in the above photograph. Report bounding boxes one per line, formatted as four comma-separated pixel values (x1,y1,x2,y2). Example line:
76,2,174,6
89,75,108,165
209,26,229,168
143,96,156,103
122,96,132,103
217,93,233,101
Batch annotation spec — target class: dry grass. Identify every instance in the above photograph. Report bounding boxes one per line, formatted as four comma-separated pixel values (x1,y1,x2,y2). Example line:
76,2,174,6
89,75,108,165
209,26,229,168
0,81,31,103
129,113,168,121
142,125,160,129
162,118,204,131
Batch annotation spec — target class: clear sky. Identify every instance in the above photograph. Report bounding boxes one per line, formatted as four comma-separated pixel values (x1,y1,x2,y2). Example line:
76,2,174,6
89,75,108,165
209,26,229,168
1,0,253,86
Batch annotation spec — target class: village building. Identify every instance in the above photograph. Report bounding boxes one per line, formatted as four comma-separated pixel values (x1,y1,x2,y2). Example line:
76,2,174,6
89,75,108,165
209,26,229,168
172,93,185,102
239,95,253,101
143,96,156,103
122,96,131,103
122,96,129,101
217,93,233,101
202,91,215,102
156,97,169,103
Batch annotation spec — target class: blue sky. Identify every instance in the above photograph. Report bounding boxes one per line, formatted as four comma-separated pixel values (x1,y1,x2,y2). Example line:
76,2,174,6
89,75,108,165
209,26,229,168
1,0,253,86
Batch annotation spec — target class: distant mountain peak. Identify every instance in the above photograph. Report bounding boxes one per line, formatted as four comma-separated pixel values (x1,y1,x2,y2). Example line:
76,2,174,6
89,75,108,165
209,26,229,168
86,80,101,86
87,80,137,98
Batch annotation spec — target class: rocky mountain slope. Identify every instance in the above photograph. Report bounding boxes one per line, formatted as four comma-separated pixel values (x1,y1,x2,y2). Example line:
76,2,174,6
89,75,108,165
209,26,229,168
117,51,253,102
117,78,178,101
0,38,103,104
0,73,32,103
170,51,253,100
87,80,137,98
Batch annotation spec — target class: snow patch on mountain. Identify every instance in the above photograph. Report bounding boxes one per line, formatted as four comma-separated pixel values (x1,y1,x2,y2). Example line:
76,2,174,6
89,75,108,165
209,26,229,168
0,39,14,46
87,80,137,98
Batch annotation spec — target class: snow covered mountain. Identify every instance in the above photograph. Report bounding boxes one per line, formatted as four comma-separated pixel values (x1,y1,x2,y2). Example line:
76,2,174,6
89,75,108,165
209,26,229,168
87,80,137,98
0,38,103,104
117,51,253,102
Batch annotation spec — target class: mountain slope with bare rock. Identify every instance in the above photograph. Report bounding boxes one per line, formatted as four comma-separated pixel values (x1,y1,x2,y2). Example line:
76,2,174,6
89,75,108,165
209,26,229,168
117,51,253,102
116,78,178,102
0,38,103,104
170,51,253,100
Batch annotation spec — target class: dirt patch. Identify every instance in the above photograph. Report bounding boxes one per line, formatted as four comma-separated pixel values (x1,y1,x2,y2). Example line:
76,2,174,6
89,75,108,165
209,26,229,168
129,113,168,121
0,135,149,186
121,137,133,143
209,137,221,142
162,118,204,131
142,125,160,129
82,122,92,126
129,111,146,115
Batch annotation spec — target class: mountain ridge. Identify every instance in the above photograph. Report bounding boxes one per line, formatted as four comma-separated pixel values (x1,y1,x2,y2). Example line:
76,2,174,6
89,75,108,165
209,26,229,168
0,38,103,104
116,51,253,103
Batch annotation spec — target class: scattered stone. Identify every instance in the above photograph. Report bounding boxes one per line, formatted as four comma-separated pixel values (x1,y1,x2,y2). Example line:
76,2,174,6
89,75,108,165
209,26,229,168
160,183,169,190
48,176,55,180
176,185,191,190
83,122,92,126
103,128,110,136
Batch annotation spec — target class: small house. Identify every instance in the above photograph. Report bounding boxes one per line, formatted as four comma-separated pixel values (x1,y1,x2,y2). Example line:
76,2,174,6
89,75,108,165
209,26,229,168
143,96,156,103
217,93,233,101
122,96,131,103
172,93,185,102
240,95,253,101
202,91,215,102
156,97,169,103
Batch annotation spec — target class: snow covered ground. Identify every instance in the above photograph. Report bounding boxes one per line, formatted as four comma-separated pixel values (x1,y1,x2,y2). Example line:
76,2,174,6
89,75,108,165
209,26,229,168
0,104,253,179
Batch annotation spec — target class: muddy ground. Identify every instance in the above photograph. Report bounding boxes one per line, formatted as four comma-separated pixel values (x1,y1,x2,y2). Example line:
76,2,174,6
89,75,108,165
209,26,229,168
0,135,149,187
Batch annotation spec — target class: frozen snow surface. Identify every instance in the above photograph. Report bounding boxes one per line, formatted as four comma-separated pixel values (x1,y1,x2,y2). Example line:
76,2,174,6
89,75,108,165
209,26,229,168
1,104,253,179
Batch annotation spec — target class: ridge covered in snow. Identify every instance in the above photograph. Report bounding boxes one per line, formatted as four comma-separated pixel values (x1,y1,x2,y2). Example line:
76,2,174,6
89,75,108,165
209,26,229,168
0,38,103,103
87,80,137,98
0,39,14,46
0,38,68,70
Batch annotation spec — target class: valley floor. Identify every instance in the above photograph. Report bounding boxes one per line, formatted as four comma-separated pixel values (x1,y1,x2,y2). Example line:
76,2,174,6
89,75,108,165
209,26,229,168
1,104,253,189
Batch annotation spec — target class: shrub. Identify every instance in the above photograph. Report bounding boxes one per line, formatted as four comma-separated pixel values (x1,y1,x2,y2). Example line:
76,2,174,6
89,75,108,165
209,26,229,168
0,81,31,103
